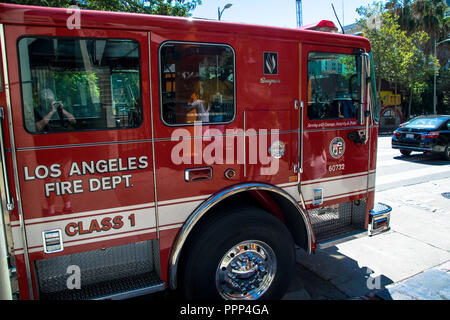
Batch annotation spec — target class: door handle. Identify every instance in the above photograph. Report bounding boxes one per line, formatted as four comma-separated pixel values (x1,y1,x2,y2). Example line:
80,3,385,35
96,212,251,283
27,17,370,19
347,130,365,144
184,167,213,182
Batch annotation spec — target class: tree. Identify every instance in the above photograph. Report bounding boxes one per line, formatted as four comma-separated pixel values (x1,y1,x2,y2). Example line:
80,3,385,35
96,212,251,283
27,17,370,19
385,0,417,32
383,0,449,62
357,5,439,117
410,0,449,54
2,0,202,17
403,30,438,117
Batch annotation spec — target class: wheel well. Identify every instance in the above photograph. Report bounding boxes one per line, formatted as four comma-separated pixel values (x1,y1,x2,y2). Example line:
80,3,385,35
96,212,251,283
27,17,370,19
176,189,309,289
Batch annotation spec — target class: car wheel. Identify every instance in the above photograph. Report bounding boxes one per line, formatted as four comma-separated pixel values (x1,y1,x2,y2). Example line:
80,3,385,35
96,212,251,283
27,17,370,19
400,149,412,156
443,144,450,161
180,207,295,300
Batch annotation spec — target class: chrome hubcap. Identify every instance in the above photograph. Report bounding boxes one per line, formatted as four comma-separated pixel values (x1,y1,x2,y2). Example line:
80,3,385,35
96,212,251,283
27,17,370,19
215,240,276,300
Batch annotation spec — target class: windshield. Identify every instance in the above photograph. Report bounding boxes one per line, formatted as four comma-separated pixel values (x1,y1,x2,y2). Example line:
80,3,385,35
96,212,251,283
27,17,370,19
405,118,446,129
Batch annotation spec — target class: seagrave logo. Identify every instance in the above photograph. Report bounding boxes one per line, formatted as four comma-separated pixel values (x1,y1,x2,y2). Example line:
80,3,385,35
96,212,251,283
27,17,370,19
329,137,345,159
171,122,281,176
263,52,278,75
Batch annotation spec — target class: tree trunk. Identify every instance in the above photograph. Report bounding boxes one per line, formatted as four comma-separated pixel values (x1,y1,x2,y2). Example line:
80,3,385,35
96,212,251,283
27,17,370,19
408,87,413,119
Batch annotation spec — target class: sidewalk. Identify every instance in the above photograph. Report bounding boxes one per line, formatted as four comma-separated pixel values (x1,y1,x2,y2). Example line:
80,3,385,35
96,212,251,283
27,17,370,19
375,260,450,300
295,178,450,300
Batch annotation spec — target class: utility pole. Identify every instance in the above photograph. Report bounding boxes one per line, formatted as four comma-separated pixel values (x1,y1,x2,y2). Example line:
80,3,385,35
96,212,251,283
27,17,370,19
296,0,303,27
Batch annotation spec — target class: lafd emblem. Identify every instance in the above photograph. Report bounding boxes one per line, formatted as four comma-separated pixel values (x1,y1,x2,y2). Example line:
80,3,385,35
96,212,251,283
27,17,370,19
329,137,345,159
269,140,286,159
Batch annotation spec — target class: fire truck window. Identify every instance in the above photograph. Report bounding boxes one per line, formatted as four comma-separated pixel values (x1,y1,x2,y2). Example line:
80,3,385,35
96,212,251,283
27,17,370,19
307,52,360,120
160,43,235,125
18,37,142,133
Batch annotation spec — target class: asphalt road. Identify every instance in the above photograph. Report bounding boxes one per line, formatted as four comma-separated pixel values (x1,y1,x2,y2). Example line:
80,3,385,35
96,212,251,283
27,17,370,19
375,135,450,192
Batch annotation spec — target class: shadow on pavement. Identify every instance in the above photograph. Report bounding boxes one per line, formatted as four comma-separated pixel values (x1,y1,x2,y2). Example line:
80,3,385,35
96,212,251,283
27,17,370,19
392,153,449,166
294,246,394,300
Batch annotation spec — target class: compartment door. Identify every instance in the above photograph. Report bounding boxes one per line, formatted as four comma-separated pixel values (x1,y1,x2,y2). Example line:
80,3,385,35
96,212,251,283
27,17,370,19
4,24,156,279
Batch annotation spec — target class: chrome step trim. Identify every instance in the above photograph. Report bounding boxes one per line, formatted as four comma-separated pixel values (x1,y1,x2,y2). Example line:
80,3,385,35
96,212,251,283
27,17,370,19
95,282,165,300
317,230,367,250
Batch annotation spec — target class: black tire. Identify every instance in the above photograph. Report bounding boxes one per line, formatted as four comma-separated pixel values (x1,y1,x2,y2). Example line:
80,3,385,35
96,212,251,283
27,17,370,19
443,144,450,161
180,207,295,300
400,149,412,156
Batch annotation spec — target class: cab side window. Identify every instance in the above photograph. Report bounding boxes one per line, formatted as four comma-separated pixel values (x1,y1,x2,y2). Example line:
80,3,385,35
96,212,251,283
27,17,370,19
307,52,360,120
159,42,235,125
18,37,142,133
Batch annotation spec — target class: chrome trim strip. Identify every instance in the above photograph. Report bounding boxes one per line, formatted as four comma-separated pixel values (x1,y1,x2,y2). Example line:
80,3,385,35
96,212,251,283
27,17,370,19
0,202,12,299
16,139,153,151
317,230,367,250
0,24,34,299
168,182,313,290
366,107,373,199
15,130,300,151
243,110,246,177
148,32,160,241
94,282,165,300
0,107,13,211
363,52,370,144
299,101,304,174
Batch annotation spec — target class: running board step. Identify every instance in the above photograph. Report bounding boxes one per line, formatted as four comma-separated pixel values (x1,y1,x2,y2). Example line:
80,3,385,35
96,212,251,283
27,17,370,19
40,272,165,300
369,202,392,236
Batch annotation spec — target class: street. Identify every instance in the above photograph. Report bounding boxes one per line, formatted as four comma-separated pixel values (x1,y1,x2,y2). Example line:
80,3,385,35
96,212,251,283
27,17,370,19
284,135,450,300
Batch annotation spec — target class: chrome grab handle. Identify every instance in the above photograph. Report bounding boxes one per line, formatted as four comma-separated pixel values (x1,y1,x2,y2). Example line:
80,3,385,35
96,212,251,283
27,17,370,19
0,107,14,211
299,100,304,174
184,167,213,182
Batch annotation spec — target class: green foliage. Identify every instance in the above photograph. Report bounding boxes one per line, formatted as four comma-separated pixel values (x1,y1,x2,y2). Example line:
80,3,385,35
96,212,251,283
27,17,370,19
357,1,446,116
53,72,100,106
2,0,202,17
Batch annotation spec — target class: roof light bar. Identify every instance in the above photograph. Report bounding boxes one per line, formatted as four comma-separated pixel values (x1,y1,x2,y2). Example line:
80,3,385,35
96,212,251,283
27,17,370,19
298,20,338,33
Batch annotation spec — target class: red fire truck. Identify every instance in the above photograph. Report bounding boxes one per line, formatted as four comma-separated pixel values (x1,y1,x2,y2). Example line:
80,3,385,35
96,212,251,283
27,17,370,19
0,3,391,300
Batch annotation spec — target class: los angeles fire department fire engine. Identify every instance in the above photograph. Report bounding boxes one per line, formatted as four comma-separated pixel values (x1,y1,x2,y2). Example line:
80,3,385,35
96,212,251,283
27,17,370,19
0,3,391,300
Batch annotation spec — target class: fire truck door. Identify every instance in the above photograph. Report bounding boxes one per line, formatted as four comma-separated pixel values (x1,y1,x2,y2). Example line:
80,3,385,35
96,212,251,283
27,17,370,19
300,44,371,208
3,24,156,291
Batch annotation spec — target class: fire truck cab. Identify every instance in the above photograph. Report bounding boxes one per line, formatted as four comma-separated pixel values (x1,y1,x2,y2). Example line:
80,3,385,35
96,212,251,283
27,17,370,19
0,3,390,300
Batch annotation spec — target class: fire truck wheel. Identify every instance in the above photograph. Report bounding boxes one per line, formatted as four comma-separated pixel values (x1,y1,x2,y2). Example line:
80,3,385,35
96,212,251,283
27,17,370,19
400,149,412,156
180,208,295,300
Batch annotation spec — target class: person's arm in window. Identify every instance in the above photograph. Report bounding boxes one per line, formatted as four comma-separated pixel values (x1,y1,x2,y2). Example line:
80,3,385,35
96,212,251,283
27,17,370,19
35,104,56,132
60,105,76,124
35,101,76,132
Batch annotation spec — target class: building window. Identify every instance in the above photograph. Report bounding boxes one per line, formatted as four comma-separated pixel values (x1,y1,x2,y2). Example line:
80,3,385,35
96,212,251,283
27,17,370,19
307,51,361,120
18,37,142,133
159,42,235,126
